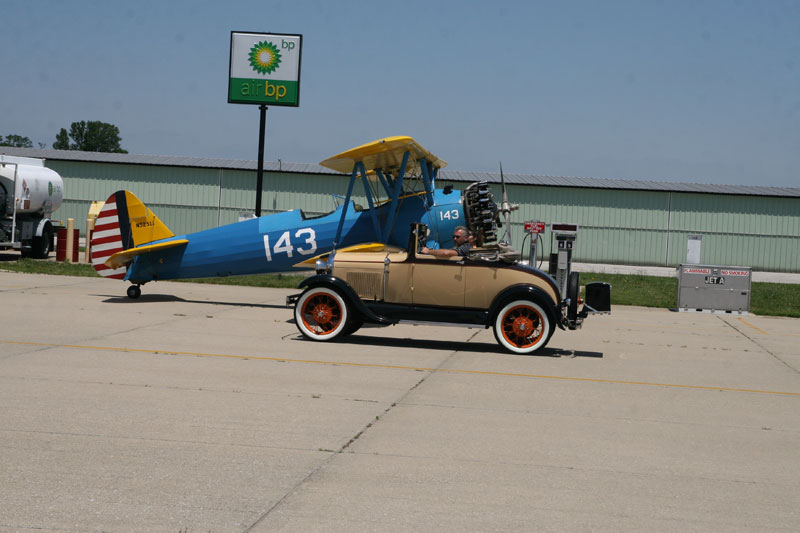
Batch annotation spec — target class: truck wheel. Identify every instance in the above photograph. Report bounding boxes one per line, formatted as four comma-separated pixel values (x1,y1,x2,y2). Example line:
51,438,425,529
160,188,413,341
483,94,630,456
493,299,552,354
295,287,349,341
29,226,53,259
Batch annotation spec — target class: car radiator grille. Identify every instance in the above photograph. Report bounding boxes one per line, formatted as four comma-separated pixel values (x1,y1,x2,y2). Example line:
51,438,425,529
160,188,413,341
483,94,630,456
346,271,382,300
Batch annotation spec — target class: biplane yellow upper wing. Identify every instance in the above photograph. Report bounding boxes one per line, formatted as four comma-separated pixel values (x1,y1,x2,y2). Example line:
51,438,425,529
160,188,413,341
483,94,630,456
319,136,447,174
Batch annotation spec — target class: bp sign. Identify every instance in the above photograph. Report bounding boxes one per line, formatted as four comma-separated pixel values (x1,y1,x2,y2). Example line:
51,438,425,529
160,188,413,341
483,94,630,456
228,31,302,106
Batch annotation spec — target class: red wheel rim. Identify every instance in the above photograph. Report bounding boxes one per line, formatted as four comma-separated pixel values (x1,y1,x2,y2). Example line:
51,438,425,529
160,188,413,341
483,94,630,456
501,305,544,349
301,293,343,335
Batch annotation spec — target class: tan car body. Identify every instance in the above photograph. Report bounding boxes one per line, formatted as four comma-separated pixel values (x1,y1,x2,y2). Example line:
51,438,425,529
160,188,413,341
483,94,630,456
334,248,559,310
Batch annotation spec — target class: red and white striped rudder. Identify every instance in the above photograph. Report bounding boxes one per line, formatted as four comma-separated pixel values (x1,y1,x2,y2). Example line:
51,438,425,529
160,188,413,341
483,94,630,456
90,192,128,279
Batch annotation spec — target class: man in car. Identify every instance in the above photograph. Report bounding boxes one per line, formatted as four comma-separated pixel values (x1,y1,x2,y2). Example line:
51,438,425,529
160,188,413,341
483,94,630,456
421,226,472,258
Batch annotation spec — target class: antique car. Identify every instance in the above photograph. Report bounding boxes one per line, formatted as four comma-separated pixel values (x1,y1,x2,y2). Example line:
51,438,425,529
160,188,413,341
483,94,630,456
287,223,610,354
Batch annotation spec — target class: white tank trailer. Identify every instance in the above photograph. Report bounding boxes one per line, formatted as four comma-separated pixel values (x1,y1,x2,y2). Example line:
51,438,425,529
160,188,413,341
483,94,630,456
0,155,63,258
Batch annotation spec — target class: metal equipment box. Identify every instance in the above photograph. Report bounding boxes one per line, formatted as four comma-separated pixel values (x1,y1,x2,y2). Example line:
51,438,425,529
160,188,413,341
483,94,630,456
677,264,752,314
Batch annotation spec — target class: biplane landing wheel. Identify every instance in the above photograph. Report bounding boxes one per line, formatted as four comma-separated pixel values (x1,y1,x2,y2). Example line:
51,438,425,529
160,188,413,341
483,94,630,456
127,285,141,299
294,287,349,341
493,299,552,354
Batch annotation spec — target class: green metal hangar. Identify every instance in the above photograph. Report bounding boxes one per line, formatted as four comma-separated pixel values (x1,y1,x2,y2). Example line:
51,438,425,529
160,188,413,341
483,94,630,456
4,146,799,273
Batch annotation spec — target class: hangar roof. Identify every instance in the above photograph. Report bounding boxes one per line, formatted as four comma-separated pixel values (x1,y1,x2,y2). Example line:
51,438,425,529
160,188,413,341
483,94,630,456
438,169,800,197
2,147,798,198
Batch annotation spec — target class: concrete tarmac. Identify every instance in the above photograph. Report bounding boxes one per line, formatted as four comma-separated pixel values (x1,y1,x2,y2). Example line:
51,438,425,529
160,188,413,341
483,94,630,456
1,272,798,532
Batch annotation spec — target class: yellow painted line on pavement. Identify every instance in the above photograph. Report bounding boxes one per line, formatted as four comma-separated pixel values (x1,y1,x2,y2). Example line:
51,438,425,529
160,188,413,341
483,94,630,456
737,318,768,335
2,339,799,397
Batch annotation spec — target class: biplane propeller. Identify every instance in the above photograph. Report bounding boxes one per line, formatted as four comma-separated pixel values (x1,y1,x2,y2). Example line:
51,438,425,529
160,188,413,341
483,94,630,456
497,162,519,245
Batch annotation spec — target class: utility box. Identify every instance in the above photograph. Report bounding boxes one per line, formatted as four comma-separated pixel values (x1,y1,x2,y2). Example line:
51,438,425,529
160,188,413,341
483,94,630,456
677,264,752,314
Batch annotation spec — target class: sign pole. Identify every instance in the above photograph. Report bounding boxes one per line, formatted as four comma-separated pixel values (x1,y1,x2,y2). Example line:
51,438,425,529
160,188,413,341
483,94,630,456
229,31,302,217
255,104,267,217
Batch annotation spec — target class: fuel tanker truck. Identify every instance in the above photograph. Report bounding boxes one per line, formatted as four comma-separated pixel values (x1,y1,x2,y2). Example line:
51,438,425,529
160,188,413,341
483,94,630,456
0,155,63,258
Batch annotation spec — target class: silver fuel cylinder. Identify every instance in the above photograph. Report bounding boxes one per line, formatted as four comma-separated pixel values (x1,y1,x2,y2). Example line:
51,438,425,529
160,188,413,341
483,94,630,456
0,155,63,216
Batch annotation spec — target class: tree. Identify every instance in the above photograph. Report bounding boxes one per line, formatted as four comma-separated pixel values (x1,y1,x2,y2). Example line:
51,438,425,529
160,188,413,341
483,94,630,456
0,134,33,148
52,121,128,153
53,129,70,150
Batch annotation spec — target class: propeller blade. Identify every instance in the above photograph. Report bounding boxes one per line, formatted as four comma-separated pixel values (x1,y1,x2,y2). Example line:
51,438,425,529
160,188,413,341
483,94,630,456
500,161,508,203
499,162,513,244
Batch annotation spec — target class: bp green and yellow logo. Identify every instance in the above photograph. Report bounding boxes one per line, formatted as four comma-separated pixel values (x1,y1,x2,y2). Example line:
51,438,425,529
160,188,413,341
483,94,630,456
249,41,282,75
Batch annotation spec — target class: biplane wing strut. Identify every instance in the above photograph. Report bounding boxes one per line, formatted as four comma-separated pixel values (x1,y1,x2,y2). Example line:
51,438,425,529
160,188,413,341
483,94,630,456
320,136,446,249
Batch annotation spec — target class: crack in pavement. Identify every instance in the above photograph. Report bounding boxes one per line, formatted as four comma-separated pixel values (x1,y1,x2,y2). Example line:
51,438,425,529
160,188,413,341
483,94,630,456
241,330,482,532
718,316,799,375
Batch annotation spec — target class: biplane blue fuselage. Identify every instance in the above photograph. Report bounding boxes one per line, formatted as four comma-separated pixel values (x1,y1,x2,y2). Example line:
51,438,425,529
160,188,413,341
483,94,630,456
122,188,461,283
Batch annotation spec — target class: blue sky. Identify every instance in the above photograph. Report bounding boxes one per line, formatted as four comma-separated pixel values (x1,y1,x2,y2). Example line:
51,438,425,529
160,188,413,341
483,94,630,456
2,0,798,187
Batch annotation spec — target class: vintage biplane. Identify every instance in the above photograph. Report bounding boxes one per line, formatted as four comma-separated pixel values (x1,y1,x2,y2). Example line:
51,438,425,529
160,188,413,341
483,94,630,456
91,136,503,298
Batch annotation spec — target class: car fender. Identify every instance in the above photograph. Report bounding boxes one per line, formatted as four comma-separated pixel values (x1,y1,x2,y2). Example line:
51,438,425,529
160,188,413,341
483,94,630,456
298,275,394,325
489,284,563,331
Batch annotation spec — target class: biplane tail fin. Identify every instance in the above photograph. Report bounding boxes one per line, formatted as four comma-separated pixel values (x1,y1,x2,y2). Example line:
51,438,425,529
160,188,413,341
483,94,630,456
90,191,175,279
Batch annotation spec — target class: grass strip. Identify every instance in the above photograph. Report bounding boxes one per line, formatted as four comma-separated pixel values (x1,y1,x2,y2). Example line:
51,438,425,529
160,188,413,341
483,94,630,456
2,258,797,317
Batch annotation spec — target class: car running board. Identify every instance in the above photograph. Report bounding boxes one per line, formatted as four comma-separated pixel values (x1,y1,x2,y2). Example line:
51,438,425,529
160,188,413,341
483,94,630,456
397,320,486,329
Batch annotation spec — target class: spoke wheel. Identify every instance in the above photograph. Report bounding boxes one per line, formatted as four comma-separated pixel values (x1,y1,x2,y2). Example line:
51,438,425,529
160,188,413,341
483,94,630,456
295,287,349,341
494,299,552,354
